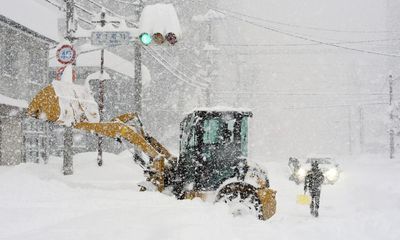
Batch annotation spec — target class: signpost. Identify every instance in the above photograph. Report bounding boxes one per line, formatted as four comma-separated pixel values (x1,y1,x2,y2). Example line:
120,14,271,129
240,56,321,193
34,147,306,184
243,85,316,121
56,66,77,81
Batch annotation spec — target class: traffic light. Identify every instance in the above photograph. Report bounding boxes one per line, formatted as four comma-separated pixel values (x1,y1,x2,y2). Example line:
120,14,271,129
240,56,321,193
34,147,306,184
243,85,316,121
138,32,178,46
152,33,165,45
165,32,177,45
139,33,152,45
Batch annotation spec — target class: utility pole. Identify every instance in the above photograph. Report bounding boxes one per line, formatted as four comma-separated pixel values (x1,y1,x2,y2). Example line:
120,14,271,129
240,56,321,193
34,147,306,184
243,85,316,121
95,11,107,167
134,0,144,115
131,0,144,163
389,75,395,159
359,106,364,154
63,0,76,175
347,106,353,155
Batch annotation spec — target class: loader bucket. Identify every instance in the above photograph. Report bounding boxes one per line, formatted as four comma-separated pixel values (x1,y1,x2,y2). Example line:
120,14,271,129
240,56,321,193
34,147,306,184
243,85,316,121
28,80,100,126
27,64,174,193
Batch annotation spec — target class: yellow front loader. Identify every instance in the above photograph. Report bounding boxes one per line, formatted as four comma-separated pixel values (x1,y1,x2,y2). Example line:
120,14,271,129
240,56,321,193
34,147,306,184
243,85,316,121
27,78,276,220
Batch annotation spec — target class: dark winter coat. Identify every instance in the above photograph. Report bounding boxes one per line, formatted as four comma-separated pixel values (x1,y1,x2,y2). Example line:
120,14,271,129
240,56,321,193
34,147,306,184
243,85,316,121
304,166,324,196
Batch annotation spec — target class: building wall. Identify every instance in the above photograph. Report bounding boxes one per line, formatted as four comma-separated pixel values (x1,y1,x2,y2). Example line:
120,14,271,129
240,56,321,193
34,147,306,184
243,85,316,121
0,105,23,166
0,18,53,165
0,23,50,102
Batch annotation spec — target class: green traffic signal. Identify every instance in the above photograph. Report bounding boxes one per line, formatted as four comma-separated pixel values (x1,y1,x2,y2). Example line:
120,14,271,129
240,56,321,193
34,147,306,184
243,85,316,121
139,33,152,45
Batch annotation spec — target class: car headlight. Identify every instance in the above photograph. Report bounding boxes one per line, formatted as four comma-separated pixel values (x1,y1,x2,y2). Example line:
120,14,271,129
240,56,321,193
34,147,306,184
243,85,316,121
325,168,339,182
296,168,307,180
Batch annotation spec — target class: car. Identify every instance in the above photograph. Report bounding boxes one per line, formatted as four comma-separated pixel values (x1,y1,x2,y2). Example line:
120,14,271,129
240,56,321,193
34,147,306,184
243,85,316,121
288,155,341,185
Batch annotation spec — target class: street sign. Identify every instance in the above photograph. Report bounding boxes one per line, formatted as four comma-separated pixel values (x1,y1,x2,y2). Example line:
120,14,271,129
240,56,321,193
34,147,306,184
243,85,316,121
91,31,130,46
56,45,76,64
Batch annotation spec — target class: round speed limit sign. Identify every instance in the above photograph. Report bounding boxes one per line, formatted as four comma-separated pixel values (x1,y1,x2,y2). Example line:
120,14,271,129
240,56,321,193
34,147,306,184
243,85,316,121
56,45,76,64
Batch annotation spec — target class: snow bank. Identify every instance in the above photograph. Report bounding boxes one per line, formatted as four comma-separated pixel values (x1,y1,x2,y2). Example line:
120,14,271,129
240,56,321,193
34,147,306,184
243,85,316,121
1,153,399,240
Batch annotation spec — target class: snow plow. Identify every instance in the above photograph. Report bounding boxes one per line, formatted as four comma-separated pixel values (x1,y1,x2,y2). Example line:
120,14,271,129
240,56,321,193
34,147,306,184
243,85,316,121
27,70,276,220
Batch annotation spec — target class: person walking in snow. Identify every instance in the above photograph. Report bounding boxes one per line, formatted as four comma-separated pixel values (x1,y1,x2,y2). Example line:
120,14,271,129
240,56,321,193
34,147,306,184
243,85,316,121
304,160,325,217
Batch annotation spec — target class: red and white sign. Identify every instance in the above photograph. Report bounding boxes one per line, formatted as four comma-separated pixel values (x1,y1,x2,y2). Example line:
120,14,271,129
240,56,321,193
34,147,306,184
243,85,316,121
56,66,77,82
56,45,77,64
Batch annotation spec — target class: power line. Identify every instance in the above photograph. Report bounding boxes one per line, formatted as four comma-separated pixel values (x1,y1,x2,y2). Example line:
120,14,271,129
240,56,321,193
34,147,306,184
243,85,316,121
217,38,400,48
109,0,141,5
212,6,396,34
83,0,138,28
142,46,206,89
153,47,209,83
214,91,389,96
74,2,95,16
210,7,400,58
284,102,386,110
43,0,95,26
146,46,209,87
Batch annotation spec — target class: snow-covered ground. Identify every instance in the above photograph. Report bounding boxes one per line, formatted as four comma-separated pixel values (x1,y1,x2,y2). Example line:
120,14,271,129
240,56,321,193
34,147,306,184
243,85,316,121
1,152,399,240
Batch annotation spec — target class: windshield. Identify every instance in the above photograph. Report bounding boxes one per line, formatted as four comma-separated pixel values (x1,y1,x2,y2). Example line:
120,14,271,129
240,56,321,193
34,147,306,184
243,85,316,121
203,116,235,145
202,115,249,157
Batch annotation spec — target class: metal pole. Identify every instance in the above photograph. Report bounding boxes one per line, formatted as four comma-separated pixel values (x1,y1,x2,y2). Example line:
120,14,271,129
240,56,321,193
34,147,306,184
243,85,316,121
389,75,395,159
97,48,105,166
131,1,143,163
63,0,75,175
97,11,106,167
133,1,143,114
134,41,142,114
63,126,73,174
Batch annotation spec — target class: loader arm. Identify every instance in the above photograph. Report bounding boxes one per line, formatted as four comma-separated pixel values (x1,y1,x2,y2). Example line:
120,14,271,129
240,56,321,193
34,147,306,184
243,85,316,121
75,121,167,191
27,83,173,192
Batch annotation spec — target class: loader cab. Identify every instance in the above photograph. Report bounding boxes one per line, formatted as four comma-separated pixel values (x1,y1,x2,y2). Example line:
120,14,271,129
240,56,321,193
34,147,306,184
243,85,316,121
177,109,252,191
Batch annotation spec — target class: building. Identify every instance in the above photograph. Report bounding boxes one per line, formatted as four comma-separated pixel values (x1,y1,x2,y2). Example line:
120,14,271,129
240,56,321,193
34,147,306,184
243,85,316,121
0,12,58,165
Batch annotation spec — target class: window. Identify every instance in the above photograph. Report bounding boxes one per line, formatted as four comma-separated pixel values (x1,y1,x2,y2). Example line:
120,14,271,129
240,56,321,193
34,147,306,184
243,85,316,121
203,119,220,144
240,117,249,157
180,114,194,150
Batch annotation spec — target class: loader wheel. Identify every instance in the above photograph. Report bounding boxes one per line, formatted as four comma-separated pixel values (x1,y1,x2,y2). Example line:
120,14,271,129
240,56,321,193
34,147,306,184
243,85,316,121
215,182,263,219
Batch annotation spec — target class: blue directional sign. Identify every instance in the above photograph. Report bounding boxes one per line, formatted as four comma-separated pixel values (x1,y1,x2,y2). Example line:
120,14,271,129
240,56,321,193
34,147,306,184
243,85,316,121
91,31,131,46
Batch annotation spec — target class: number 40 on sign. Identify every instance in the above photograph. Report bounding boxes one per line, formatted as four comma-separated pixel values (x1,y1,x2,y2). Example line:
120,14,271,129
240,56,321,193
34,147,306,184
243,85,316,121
56,45,77,65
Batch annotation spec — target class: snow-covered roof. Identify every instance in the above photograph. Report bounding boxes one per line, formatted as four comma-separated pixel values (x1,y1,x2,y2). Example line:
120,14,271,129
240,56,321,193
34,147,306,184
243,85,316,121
191,106,253,113
0,93,28,108
139,4,182,38
0,0,61,41
49,44,151,86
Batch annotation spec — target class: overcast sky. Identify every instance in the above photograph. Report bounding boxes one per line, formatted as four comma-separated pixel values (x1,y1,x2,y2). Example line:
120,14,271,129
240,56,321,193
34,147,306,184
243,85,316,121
212,0,391,158
1,0,394,158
